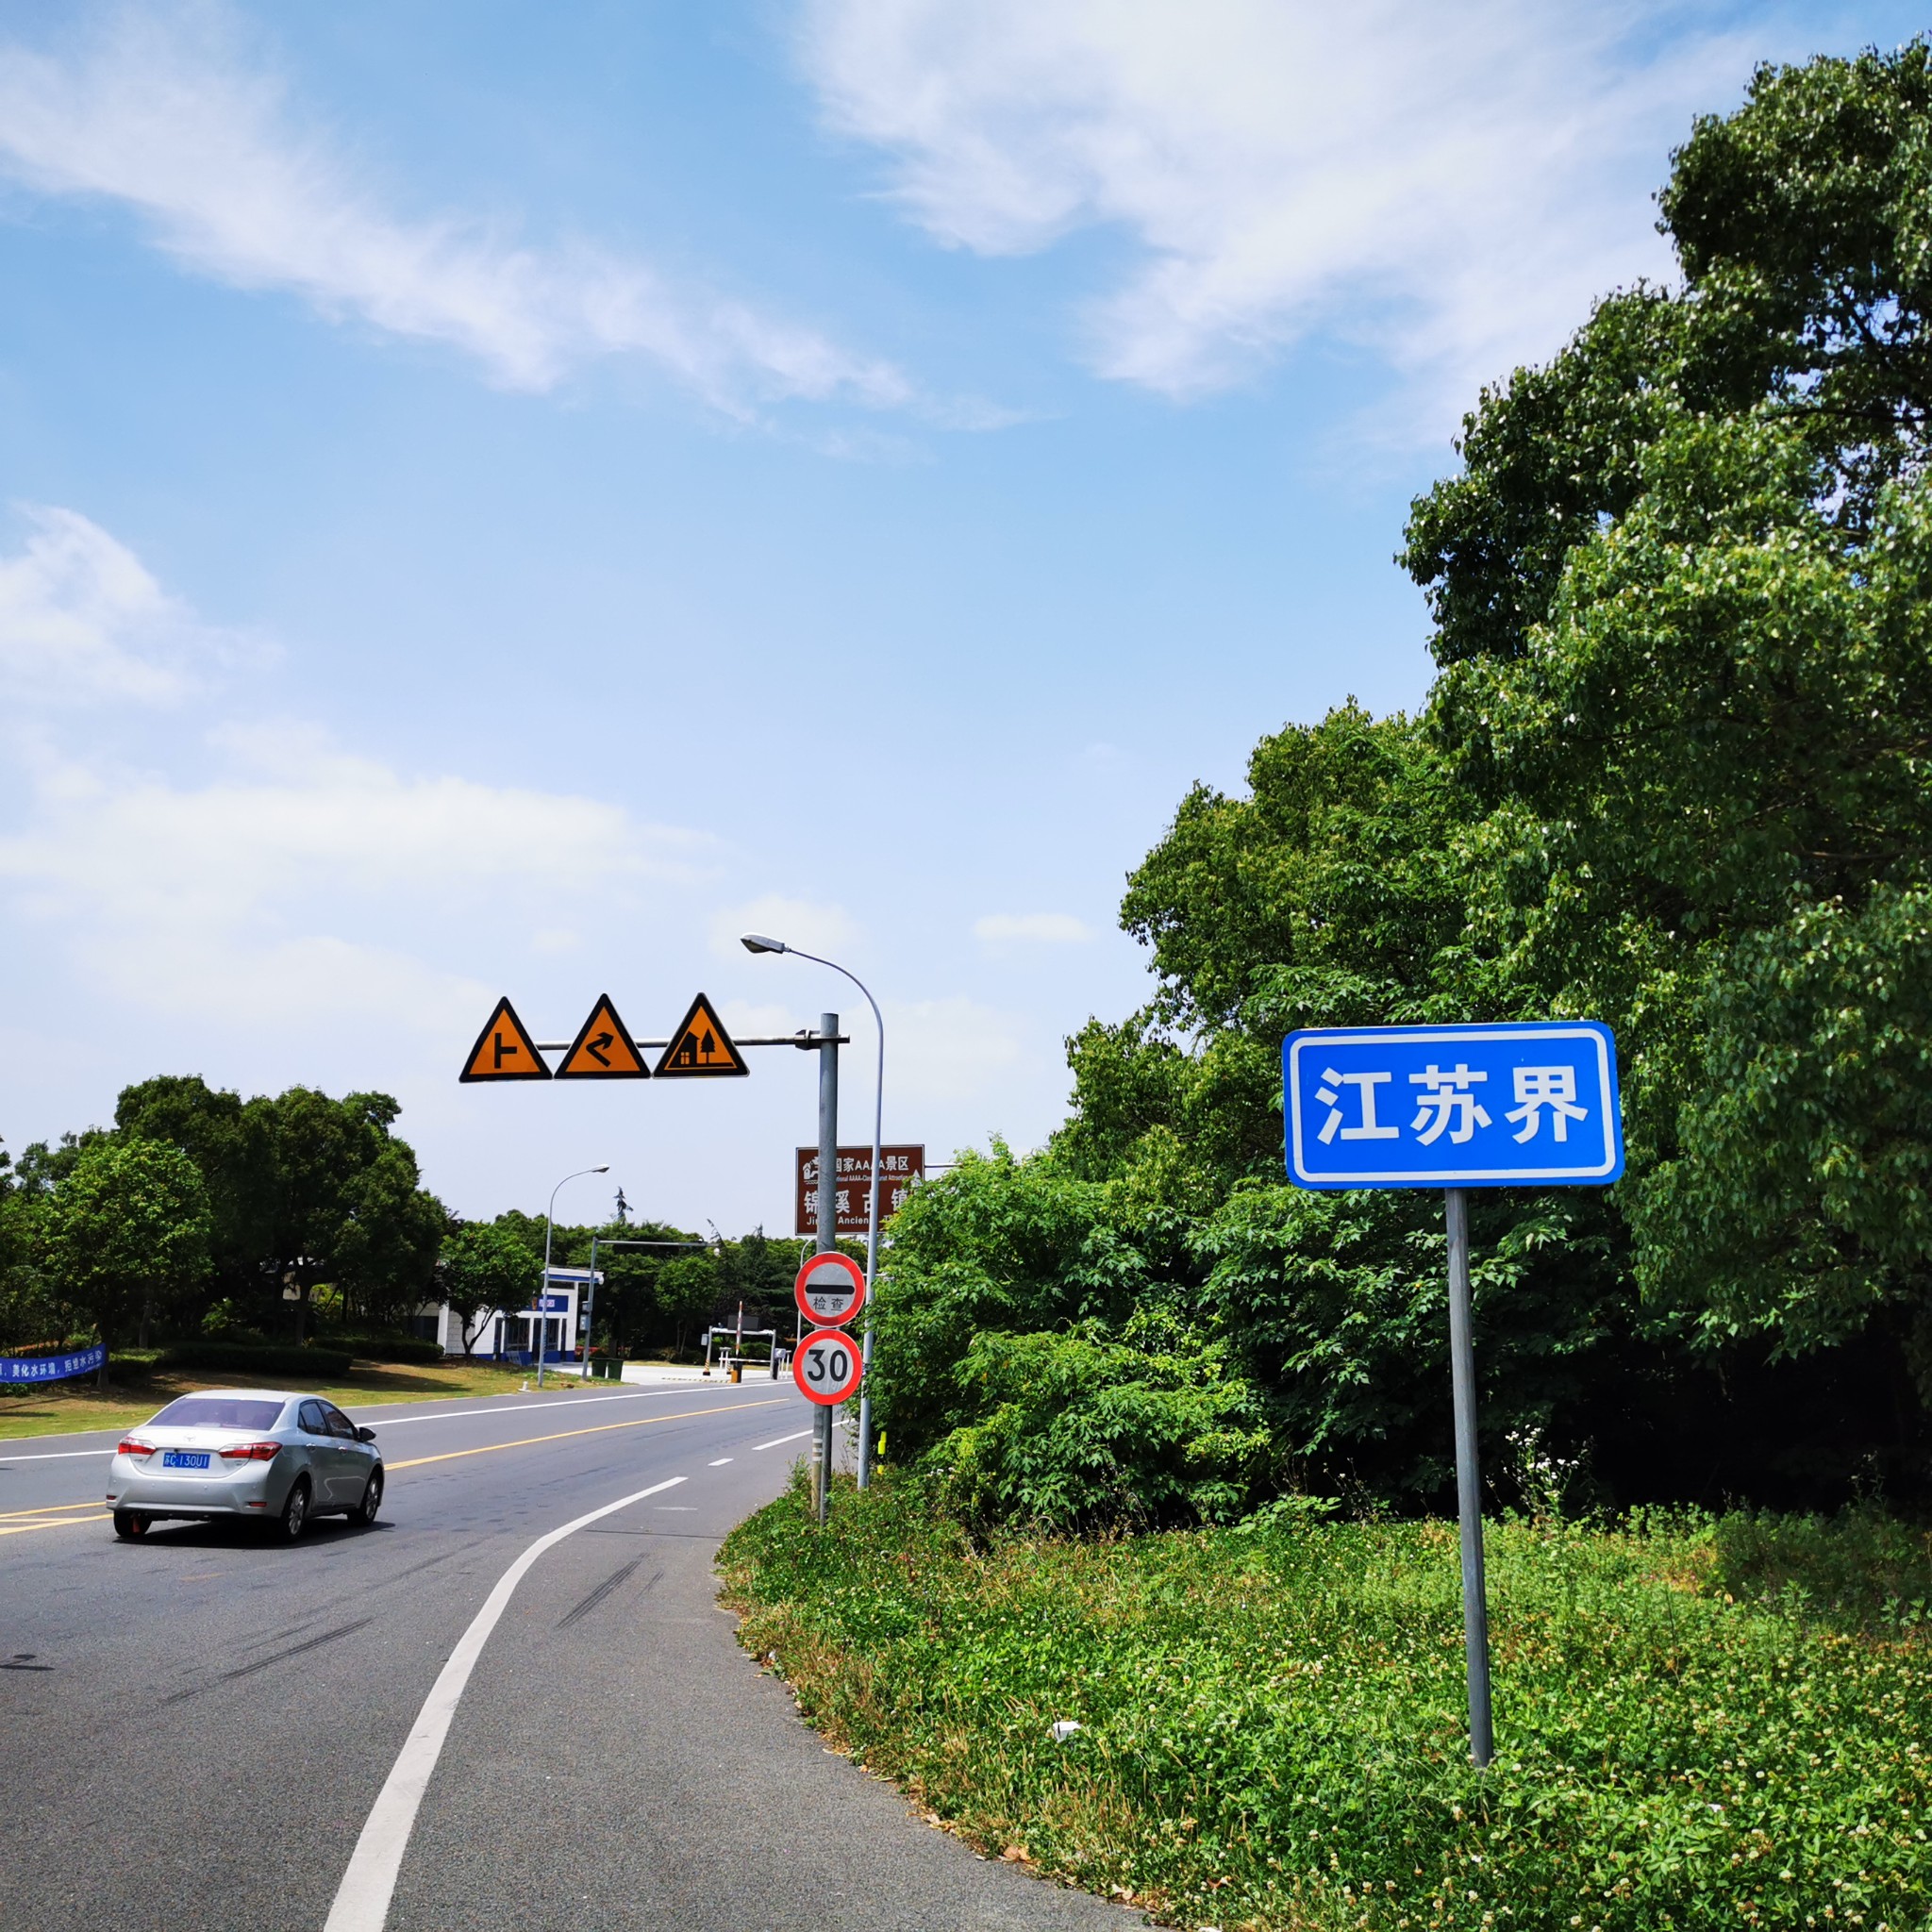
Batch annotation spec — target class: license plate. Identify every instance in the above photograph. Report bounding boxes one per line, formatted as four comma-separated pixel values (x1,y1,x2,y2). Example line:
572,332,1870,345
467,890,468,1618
162,1451,209,1470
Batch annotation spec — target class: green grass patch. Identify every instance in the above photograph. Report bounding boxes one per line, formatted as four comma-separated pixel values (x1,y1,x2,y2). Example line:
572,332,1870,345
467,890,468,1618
719,1473,1932,1931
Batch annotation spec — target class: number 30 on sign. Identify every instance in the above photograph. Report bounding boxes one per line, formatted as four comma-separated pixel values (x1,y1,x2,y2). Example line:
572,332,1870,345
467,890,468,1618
793,1329,862,1405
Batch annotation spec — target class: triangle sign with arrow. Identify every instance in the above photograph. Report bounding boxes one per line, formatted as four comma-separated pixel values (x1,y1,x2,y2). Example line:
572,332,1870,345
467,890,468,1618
557,994,650,1079
459,996,552,1082
654,991,750,1077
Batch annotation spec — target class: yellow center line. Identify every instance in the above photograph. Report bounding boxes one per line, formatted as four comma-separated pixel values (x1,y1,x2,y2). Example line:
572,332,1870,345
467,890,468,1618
386,1396,787,1470
0,1512,108,1538
0,1498,118,1519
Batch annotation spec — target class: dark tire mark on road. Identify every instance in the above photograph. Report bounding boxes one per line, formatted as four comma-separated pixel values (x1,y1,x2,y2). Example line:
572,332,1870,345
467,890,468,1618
161,1616,374,1704
557,1557,659,1628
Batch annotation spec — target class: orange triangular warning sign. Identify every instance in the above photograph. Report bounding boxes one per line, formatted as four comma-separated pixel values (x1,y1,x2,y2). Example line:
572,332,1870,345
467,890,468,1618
654,992,749,1077
557,994,649,1079
459,996,552,1082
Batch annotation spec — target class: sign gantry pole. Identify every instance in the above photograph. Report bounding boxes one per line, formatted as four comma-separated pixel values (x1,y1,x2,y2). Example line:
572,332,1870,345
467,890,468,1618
1443,1187,1493,1767
814,1010,840,1526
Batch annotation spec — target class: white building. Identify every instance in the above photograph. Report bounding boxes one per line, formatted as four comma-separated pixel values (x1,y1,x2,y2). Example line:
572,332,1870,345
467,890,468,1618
410,1269,600,1361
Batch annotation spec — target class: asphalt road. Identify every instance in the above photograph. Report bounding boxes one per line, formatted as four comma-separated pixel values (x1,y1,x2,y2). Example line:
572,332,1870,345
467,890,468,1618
0,1380,1142,1932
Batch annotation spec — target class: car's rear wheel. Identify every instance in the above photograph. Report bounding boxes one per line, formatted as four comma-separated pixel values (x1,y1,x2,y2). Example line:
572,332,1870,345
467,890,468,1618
112,1509,149,1541
354,1468,383,1527
276,1477,310,1540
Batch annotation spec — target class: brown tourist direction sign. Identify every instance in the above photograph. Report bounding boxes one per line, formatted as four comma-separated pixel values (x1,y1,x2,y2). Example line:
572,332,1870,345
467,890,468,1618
794,1144,924,1238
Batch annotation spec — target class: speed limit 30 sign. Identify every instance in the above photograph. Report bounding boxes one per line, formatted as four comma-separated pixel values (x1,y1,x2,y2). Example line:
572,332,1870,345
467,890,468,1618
793,1252,866,1327
793,1328,863,1406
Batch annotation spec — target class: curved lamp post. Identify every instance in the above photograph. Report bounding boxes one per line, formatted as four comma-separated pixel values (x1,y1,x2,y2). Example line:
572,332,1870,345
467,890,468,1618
741,932,884,1488
538,1164,608,1388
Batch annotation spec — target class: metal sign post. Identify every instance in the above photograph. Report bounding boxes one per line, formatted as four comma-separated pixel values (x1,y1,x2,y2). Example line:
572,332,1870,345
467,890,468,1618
1283,1021,1624,1769
1443,1187,1493,1765
813,1010,839,1526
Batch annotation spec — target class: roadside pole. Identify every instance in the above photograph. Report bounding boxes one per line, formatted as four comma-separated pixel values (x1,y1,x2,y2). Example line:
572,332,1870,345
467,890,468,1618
582,1234,599,1381
1444,1188,1493,1767
813,1011,839,1525
537,1165,608,1390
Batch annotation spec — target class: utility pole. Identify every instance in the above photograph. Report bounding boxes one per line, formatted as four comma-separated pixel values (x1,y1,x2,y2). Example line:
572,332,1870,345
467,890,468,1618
582,1233,600,1381
538,1166,608,1389
813,1010,838,1525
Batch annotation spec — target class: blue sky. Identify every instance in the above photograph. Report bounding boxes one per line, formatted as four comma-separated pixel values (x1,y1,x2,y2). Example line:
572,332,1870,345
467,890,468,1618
0,0,1920,1233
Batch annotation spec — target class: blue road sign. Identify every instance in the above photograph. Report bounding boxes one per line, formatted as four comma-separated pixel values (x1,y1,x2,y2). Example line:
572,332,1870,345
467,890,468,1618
1284,1022,1624,1189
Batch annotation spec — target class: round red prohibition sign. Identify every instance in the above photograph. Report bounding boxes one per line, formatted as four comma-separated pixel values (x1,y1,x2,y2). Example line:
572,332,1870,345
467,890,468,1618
793,1328,863,1406
793,1251,866,1328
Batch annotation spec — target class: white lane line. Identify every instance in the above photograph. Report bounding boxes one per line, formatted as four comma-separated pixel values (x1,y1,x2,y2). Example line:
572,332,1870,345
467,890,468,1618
324,1474,686,1932
708,1457,733,1466
752,1428,811,1451
0,1447,112,1462
366,1388,741,1426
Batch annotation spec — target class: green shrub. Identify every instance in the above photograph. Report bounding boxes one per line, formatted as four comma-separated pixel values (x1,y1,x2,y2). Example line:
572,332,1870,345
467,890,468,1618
332,1335,444,1366
723,1474,1932,1931
932,1321,1272,1530
1708,1505,1932,1637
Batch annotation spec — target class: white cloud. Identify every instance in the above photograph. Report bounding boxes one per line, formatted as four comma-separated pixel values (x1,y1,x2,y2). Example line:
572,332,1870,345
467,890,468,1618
974,911,1091,945
0,732,708,1022
0,5,909,415
798,0,1774,423
0,508,711,1024
0,504,253,705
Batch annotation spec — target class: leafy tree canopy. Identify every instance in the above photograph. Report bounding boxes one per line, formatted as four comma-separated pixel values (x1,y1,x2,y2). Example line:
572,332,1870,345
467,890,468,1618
873,44,1932,1524
39,1138,211,1355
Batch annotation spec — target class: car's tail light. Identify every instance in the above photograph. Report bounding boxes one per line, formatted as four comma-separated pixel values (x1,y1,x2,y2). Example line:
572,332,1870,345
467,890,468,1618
117,1440,155,1457
218,1441,281,1462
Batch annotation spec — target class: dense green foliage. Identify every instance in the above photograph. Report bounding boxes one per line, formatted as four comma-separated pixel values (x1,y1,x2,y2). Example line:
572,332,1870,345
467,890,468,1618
37,1138,211,1356
724,1475,1932,1932
439,1222,540,1354
0,1076,445,1357
2,1069,808,1370
868,45,1932,1524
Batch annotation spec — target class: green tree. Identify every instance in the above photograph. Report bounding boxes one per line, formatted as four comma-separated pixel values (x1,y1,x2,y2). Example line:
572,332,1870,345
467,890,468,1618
440,1222,537,1355
655,1252,721,1357
40,1138,211,1378
871,48,1932,1519
115,1075,276,1323
1403,42,1932,1385
0,1141,59,1350
266,1088,442,1340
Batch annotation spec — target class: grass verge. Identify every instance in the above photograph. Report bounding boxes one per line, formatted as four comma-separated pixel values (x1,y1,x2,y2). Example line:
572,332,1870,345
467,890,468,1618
0,1357,585,1439
719,1471,1932,1931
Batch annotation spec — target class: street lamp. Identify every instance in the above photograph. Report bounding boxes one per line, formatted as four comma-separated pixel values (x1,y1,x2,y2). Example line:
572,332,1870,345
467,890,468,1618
537,1164,608,1389
741,932,886,1488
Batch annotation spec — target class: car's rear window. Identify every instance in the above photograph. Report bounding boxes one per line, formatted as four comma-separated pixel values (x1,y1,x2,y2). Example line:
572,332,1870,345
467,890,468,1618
148,1396,285,1431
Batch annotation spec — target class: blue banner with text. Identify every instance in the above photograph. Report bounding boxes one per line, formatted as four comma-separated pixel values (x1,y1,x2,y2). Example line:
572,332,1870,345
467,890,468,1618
0,1342,108,1384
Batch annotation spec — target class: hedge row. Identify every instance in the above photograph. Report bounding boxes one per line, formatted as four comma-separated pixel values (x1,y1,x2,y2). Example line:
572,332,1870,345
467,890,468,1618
97,1341,355,1379
331,1335,446,1366
89,1337,448,1382
162,1341,355,1376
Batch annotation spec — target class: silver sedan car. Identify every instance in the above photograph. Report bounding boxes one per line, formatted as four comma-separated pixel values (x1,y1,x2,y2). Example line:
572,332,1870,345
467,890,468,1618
106,1389,384,1541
